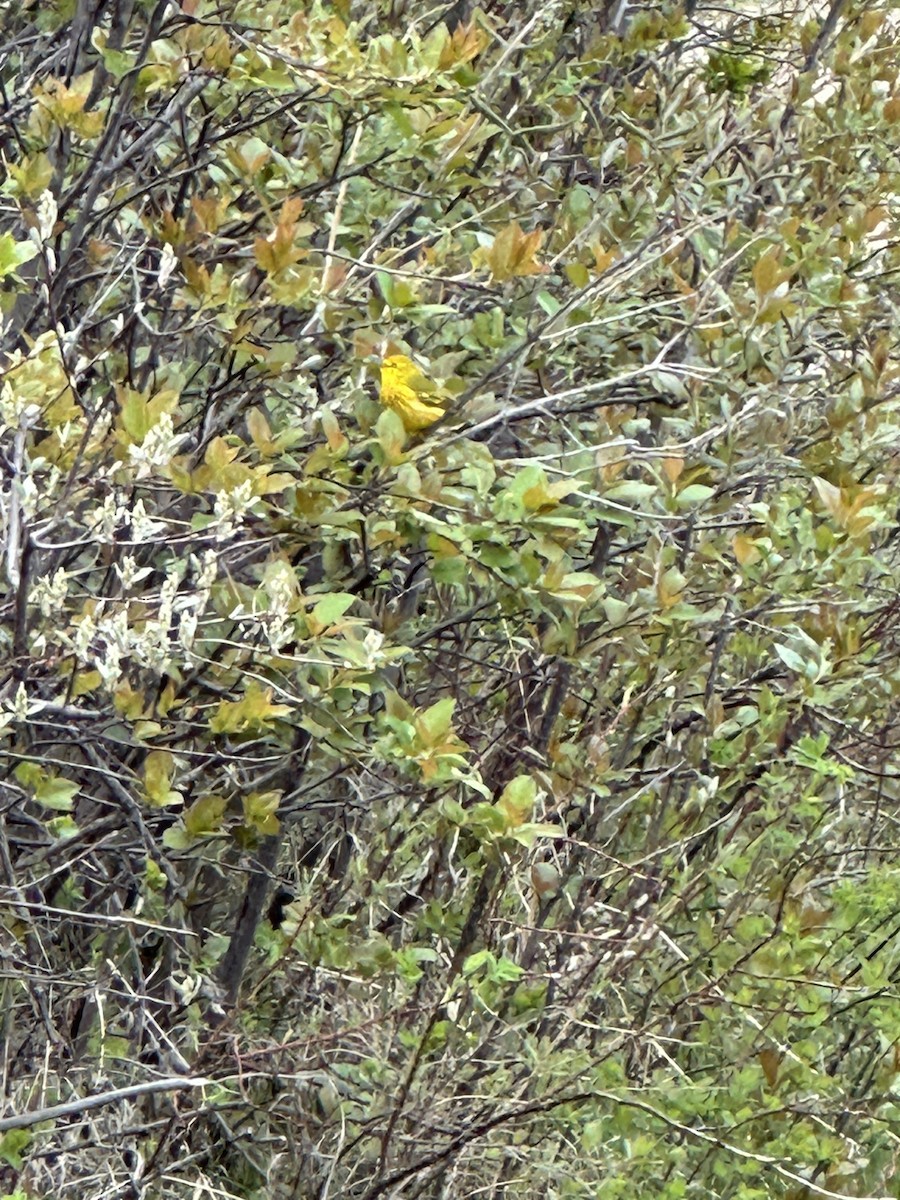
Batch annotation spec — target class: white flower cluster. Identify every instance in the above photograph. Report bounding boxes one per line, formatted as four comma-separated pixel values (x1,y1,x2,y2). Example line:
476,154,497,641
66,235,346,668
71,606,131,686
84,494,169,543
177,549,218,663
84,492,122,539
361,627,385,669
0,682,48,736
114,554,151,590
137,565,183,669
0,374,41,432
212,479,254,540
262,560,298,651
30,567,69,617
157,242,178,289
17,470,52,521
64,549,218,684
130,499,169,543
35,190,58,243
13,682,30,720
127,412,187,479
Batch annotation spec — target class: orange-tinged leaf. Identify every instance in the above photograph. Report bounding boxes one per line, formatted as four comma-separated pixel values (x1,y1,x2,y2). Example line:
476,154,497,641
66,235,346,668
812,476,883,537
278,195,304,226
253,200,309,275
859,8,884,38
591,240,617,274
321,409,348,453
191,193,229,234
798,898,831,933
485,221,546,282
439,20,488,67
864,205,889,233
246,407,276,453
669,268,695,297
657,567,685,609
841,487,881,536
706,694,725,731
87,237,113,264
756,296,796,325
181,257,209,294
752,248,789,296
732,532,761,565
759,1049,781,1088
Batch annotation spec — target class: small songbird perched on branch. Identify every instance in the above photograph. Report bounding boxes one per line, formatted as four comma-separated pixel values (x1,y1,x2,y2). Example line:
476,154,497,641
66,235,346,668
379,353,447,432
531,859,562,903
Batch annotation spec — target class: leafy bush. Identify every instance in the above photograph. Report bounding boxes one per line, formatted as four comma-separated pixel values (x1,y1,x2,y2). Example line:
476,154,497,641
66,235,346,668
3,1,900,1198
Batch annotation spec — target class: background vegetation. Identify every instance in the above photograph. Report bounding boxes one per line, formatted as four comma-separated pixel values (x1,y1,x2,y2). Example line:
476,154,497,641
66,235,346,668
3,0,900,1197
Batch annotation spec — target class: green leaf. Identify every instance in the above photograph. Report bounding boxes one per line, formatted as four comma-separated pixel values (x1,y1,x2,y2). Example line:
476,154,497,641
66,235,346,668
36,776,79,812
462,949,493,976
603,480,658,503
508,821,564,848
603,596,631,624
310,592,355,630
0,1129,32,1170
676,483,715,506
0,233,38,280
15,763,79,811
117,386,178,443
774,643,809,675
416,697,456,745
47,815,79,839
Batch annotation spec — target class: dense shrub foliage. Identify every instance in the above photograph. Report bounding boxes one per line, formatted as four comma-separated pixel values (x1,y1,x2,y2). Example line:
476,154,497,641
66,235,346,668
3,1,900,1197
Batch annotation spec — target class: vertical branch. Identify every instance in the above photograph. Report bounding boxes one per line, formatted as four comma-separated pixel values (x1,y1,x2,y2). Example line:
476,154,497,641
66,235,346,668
215,833,281,1011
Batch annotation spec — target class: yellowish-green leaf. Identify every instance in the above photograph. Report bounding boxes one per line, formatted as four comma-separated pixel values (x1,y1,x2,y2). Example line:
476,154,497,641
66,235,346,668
308,592,355,634
184,794,228,838
497,775,537,828
0,233,39,280
142,750,184,808
209,681,292,735
243,790,281,835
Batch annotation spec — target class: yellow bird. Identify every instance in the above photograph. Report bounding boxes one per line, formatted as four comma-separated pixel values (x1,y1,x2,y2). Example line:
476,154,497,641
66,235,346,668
379,354,446,432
